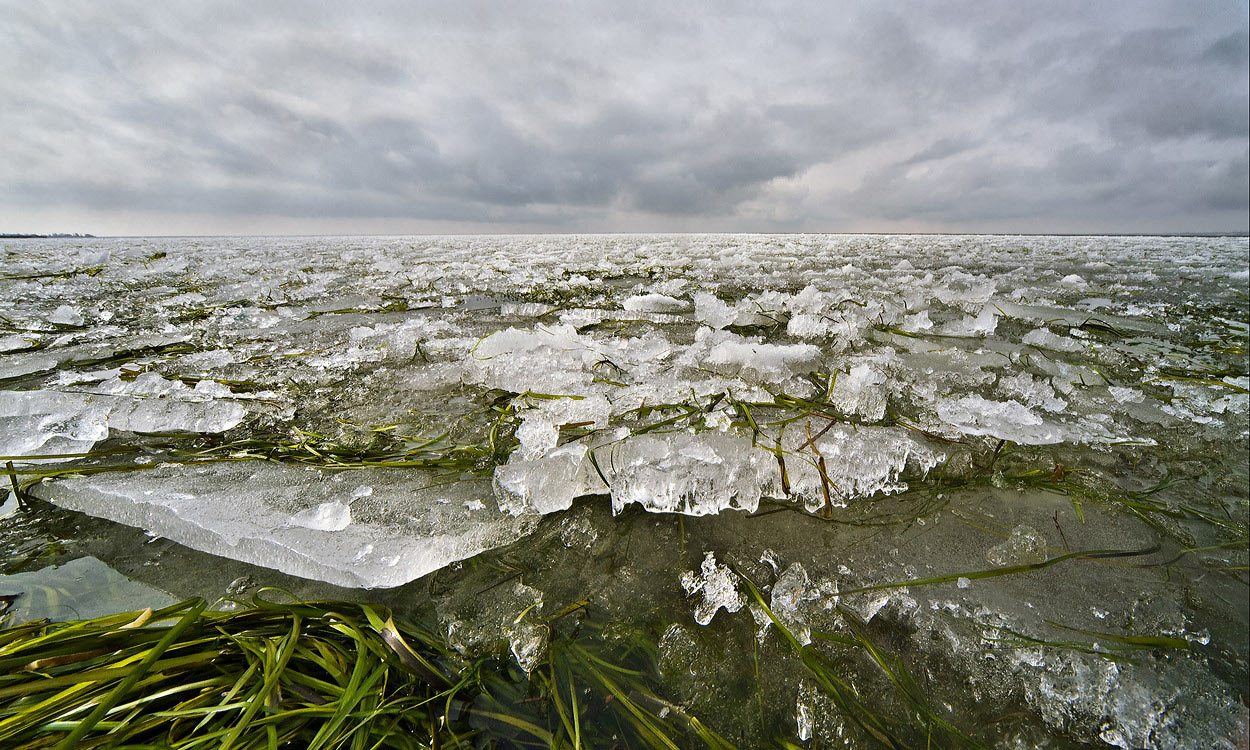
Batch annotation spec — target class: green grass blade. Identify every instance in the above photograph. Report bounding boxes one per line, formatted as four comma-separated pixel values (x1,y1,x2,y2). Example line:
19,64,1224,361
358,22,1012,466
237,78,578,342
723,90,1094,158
55,597,207,749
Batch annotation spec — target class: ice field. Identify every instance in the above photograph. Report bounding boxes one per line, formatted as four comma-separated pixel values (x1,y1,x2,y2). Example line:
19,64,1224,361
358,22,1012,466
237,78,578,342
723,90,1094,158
1,233,1247,747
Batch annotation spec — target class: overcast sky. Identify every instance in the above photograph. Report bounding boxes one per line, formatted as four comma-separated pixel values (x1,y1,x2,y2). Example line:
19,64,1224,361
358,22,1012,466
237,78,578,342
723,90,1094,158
2,1,1247,235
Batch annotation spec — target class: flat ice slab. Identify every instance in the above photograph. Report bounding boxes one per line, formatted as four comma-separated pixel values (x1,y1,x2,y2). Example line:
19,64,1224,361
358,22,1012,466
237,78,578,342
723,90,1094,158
33,463,539,589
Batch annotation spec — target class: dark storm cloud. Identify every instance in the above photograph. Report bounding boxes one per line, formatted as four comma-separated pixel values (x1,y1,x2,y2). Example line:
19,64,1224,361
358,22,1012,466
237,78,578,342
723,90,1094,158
0,0,1246,233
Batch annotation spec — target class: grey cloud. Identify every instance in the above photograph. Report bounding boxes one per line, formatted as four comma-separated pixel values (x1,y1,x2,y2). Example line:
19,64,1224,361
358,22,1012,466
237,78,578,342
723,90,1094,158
902,138,977,167
1202,31,1249,67
0,0,1245,233
848,140,1242,229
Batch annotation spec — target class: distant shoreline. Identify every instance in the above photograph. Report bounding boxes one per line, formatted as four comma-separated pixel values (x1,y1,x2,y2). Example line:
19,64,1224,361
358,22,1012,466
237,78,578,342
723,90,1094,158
0,233,94,239
2,231,1245,240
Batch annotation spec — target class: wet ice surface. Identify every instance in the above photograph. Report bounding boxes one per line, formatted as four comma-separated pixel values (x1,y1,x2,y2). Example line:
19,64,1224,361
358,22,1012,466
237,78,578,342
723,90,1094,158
0,555,176,623
2,234,1247,746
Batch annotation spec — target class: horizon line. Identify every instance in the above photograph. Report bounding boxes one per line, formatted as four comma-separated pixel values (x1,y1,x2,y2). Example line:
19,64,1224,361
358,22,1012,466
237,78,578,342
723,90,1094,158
5,230,1249,240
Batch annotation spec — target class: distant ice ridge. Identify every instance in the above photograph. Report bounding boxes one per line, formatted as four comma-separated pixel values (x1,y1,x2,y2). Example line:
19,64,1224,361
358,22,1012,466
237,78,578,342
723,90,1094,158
0,372,245,457
34,463,539,589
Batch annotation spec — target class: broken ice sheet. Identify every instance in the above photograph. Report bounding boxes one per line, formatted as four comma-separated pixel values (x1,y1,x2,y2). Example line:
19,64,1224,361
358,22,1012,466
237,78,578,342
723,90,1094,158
0,373,246,457
32,463,539,589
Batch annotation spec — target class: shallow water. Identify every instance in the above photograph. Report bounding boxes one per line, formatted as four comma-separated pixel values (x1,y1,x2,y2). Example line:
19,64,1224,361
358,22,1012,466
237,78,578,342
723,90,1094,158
1,233,1247,746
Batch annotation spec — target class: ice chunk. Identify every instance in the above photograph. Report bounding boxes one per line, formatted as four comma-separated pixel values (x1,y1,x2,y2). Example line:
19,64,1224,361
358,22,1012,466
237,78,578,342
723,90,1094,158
49,305,84,326
0,355,57,381
986,525,1049,566
699,328,821,384
558,508,599,549
796,685,815,741
840,588,893,623
1022,327,1084,353
936,395,1064,445
783,424,942,509
514,416,561,460
0,391,109,456
704,409,732,431
693,292,737,329
609,432,768,515
464,324,601,393
831,363,888,421
493,442,596,515
500,301,555,317
513,395,611,460
680,552,745,625
289,501,352,531
900,309,934,332
623,293,688,312
33,463,539,589
941,305,999,336
508,617,548,673
998,372,1068,413
785,313,832,339
0,334,42,353
770,562,820,645
0,375,246,457
104,390,243,434
438,581,547,673
794,679,846,742
1108,386,1144,403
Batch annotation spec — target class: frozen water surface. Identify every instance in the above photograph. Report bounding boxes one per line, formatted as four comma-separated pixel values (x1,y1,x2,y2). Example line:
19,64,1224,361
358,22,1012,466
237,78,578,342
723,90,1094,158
1,234,1246,746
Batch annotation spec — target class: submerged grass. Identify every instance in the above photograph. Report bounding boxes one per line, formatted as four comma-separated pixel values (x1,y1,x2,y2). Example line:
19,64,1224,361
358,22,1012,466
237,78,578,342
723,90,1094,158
737,571,983,750
0,595,733,750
